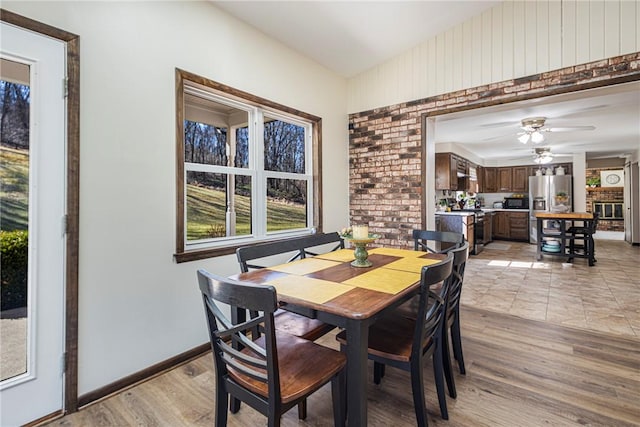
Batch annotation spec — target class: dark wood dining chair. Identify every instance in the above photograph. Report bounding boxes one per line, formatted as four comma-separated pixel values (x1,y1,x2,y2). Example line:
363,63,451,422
440,241,470,400
197,269,346,427
236,233,340,341
413,229,464,254
236,233,342,419
336,252,454,426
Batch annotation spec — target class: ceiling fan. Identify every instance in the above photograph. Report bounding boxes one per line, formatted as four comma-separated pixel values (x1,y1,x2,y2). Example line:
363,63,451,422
517,116,595,144
531,147,573,164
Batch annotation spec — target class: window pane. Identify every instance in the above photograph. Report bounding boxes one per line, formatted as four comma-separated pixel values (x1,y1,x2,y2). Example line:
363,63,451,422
186,171,252,240
263,116,305,173
266,178,307,232
234,126,249,168
183,95,250,168
0,77,30,381
184,120,228,166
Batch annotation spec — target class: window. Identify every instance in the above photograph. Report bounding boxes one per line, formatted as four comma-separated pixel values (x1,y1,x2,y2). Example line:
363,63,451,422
175,69,322,262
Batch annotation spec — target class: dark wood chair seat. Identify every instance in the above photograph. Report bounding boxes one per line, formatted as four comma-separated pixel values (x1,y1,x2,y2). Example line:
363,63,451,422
231,331,346,404
272,310,335,342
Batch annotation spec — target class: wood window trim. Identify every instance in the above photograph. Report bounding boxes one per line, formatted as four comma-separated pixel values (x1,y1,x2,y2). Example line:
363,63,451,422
174,68,323,263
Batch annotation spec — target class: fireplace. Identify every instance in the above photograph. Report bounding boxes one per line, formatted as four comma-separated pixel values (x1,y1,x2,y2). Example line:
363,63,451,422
593,200,624,220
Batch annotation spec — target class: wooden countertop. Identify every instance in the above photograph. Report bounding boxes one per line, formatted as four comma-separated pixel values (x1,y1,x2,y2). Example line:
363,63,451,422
535,212,593,219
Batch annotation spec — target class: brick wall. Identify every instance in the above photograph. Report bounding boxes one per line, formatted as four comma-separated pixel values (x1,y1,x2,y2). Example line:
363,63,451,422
585,168,625,232
348,53,639,247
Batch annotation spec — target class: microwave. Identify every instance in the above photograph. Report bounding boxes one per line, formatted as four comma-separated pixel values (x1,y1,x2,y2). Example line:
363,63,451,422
503,197,529,209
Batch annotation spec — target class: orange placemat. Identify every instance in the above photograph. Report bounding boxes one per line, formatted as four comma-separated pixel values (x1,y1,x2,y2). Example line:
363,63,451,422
383,257,442,274
314,249,355,262
368,247,424,258
342,268,420,294
266,275,354,304
268,258,341,276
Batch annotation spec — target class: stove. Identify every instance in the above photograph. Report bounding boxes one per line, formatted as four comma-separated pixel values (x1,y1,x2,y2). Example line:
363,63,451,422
460,209,484,254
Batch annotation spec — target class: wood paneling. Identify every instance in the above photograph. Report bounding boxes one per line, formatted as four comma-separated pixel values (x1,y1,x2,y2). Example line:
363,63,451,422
348,0,640,113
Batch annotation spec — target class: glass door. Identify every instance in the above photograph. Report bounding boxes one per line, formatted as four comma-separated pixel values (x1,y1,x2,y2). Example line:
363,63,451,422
1,22,66,426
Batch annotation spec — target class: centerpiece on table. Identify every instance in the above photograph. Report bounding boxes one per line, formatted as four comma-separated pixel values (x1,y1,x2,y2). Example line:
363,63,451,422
339,225,380,268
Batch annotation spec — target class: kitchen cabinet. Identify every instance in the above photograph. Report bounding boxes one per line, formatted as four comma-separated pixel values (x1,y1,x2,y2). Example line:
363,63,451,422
436,213,475,254
492,211,529,241
493,211,509,239
483,167,497,193
509,212,529,241
435,153,458,191
498,167,513,192
512,166,528,193
483,212,493,243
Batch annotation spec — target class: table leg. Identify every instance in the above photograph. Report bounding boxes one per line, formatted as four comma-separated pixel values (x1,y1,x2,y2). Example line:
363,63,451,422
345,319,369,427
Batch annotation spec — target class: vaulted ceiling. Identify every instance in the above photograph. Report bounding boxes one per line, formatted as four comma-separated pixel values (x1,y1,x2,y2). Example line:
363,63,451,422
212,1,639,163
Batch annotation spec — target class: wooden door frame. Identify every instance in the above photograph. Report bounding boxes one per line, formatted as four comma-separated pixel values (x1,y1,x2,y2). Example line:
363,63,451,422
1,9,80,414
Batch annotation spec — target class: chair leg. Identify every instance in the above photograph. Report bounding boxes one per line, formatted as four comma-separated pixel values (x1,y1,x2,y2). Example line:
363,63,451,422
332,370,346,427
297,400,307,420
441,326,457,398
432,340,449,420
451,317,466,375
410,358,429,427
373,361,385,385
215,389,229,427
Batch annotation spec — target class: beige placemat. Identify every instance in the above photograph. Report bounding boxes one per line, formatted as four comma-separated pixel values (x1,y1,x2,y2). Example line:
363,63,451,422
342,268,420,294
314,249,354,262
383,257,442,274
368,247,424,258
268,258,341,275
266,275,354,304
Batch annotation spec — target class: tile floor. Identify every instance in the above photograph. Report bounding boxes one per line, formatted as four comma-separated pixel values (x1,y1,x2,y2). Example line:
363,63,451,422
463,237,640,339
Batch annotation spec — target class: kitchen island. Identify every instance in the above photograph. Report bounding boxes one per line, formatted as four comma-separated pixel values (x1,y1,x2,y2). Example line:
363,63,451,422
435,211,476,254
535,212,596,266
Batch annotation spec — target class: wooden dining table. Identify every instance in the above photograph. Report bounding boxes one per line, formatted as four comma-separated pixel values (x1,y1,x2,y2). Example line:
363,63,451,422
234,246,446,427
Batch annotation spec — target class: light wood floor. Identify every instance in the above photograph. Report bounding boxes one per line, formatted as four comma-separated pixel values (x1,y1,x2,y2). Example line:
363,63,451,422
43,241,640,427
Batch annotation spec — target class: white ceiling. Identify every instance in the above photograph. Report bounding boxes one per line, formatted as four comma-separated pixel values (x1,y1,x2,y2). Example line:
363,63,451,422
211,1,639,163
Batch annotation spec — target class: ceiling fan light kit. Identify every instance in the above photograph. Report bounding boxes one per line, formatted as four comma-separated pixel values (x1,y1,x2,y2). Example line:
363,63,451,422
533,147,554,164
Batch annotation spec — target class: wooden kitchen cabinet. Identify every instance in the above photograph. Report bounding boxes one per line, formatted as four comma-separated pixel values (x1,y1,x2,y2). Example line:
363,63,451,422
493,211,509,239
512,166,528,193
498,167,513,192
435,153,458,191
483,167,497,193
492,211,529,241
508,212,529,241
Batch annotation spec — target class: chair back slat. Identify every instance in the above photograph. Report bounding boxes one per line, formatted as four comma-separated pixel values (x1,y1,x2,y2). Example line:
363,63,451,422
412,229,464,253
236,232,344,273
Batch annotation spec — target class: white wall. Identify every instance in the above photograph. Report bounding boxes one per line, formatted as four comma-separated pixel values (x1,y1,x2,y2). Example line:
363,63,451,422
348,0,640,113
3,1,348,395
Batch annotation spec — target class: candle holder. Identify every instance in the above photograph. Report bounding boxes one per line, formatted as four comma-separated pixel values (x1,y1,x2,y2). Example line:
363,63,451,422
342,234,380,268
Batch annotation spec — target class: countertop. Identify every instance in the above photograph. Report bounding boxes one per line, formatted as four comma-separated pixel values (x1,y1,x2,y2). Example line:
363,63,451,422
481,208,529,213
535,212,593,219
435,211,475,216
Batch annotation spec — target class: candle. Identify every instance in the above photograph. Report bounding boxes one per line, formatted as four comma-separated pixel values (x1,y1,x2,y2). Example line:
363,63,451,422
352,225,369,239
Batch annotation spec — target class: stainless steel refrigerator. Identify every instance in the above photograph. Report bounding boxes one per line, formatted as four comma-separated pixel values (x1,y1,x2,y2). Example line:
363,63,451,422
528,175,573,243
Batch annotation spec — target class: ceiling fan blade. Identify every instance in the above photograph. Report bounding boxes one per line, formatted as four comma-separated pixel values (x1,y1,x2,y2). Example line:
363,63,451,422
547,126,596,132
478,120,519,128
481,132,517,141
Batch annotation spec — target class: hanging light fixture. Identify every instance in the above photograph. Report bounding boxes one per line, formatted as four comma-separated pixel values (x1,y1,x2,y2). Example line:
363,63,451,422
518,117,547,144
533,147,554,164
